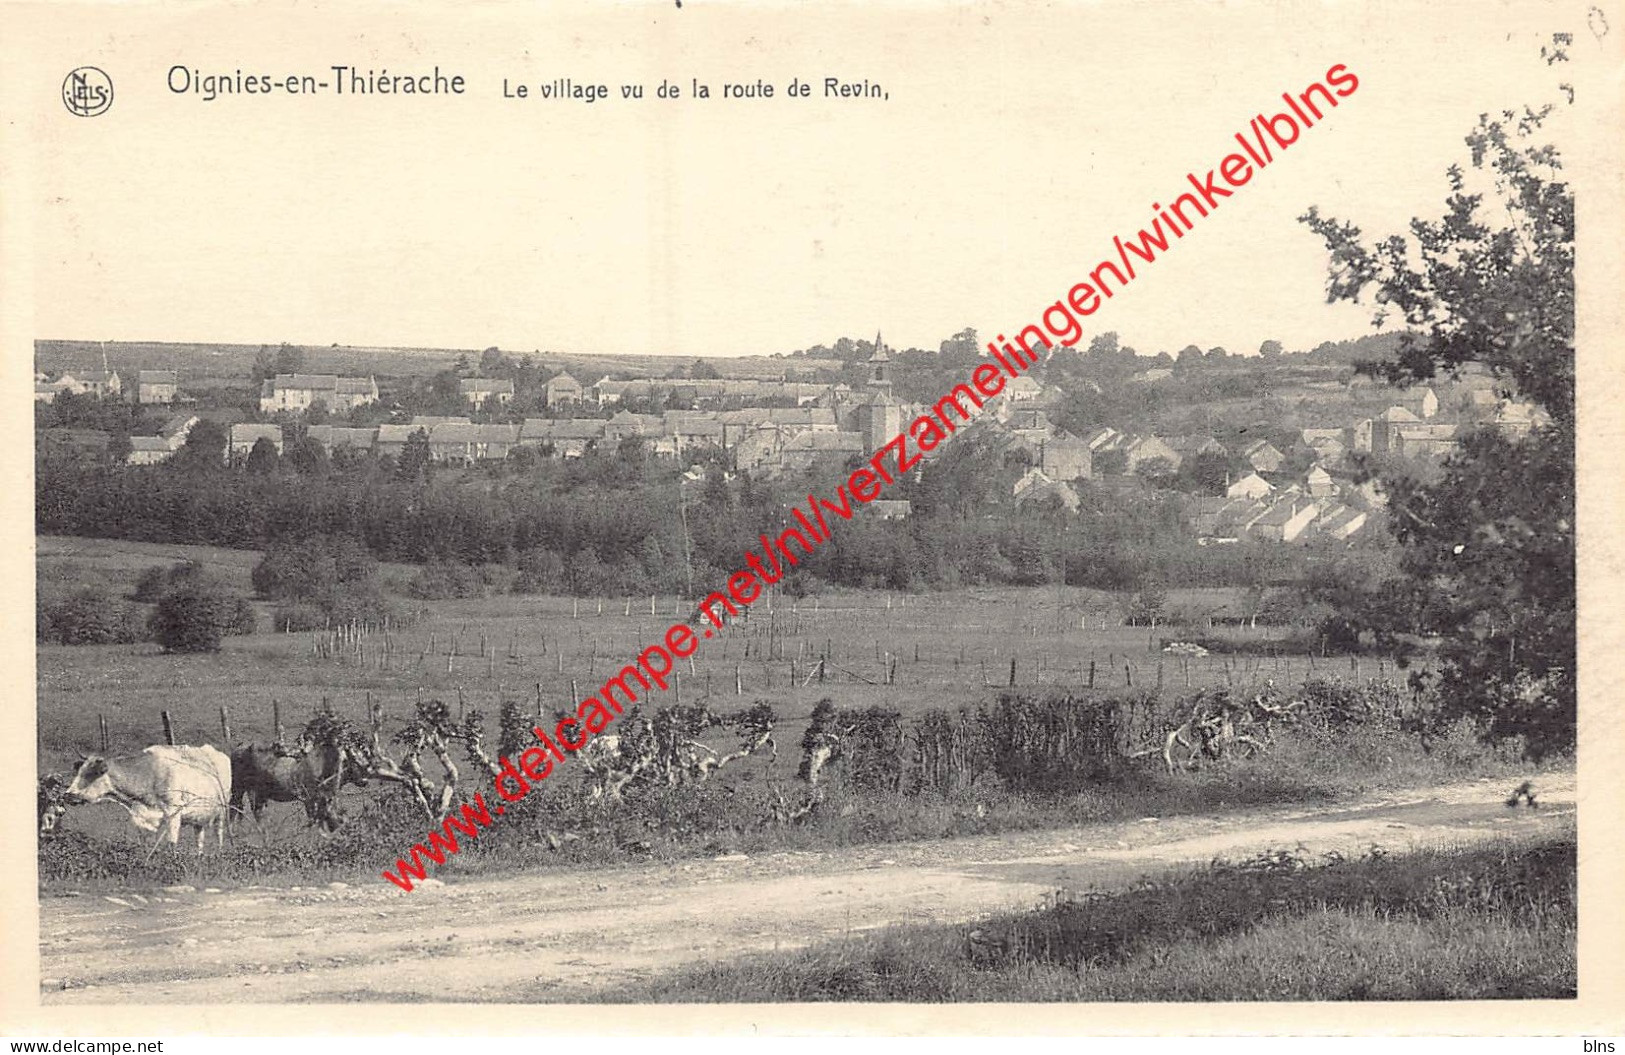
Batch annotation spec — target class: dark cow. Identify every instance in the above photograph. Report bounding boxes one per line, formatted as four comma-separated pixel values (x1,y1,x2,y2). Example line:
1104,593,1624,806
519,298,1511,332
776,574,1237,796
230,741,368,833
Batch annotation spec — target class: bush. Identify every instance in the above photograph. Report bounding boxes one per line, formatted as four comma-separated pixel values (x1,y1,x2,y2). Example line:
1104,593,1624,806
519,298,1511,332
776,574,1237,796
407,560,514,600
252,533,377,605
147,581,246,652
514,547,567,594
38,587,145,645
130,560,213,603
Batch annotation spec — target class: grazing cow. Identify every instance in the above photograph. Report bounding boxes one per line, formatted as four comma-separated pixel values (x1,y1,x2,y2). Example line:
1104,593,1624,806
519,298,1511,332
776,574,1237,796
63,745,232,853
229,741,366,832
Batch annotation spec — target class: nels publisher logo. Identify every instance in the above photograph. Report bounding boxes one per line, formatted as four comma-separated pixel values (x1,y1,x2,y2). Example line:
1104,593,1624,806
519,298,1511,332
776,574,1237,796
62,66,114,117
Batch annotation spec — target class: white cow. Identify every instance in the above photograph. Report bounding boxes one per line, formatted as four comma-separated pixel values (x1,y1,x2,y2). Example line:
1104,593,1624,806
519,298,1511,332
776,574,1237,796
63,745,232,853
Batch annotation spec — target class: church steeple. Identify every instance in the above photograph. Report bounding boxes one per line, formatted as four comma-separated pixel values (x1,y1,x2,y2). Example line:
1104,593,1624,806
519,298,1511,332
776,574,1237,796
867,331,892,394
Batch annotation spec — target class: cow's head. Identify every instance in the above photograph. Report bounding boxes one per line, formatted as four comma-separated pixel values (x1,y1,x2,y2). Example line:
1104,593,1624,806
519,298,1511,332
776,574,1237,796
63,755,113,804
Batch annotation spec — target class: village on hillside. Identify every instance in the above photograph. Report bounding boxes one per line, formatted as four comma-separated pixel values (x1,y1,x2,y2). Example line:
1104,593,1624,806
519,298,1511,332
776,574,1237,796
34,334,1547,547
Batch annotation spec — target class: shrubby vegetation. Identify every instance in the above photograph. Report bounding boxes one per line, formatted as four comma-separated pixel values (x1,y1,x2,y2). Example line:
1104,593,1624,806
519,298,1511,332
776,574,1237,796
36,586,145,645
148,580,256,653
37,559,253,648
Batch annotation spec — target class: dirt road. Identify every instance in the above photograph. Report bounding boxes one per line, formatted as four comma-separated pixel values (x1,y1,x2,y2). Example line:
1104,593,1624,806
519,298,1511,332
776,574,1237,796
38,773,1575,1003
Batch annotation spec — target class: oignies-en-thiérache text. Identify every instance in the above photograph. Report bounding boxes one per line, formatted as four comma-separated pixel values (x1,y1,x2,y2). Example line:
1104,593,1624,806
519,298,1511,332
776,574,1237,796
167,65,467,102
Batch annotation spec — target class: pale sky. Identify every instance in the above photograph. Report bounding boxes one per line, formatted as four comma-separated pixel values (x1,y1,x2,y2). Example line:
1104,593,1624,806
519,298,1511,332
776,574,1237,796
8,0,1586,359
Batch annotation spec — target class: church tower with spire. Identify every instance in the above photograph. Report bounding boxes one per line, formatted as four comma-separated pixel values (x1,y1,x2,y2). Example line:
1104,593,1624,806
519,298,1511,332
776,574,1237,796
867,330,893,395
858,331,902,455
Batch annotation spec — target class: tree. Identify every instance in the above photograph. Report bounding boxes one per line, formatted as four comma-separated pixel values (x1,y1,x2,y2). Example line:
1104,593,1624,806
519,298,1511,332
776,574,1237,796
273,343,305,375
171,419,227,473
148,580,251,653
1086,332,1120,358
1175,344,1204,369
689,358,721,380
1258,339,1284,360
284,435,329,476
1206,346,1229,360
938,327,980,366
245,436,279,475
1093,448,1128,476
1298,39,1574,756
479,346,505,375
251,346,277,385
1186,450,1230,495
105,432,132,467
397,427,432,481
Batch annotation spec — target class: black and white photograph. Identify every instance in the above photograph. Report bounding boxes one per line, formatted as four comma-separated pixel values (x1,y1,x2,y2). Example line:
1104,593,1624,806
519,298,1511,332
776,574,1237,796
3,0,1622,1038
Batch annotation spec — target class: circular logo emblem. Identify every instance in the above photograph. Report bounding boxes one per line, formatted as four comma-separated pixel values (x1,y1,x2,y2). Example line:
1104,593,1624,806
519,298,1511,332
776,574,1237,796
62,67,114,117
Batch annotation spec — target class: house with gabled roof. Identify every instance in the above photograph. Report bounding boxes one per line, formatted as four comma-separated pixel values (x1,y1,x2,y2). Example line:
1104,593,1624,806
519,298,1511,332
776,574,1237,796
544,371,583,407
1166,434,1228,460
1315,504,1369,540
1370,405,1421,453
460,377,515,408
1305,464,1336,497
1395,422,1461,459
79,369,122,398
259,373,377,413
1242,439,1284,473
1124,432,1189,474
775,431,865,474
374,424,426,460
430,422,519,463
1247,496,1319,543
520,417,606,457
124,412,194,465
228,423,283,463
137,370,179,404
1226,472,1274,500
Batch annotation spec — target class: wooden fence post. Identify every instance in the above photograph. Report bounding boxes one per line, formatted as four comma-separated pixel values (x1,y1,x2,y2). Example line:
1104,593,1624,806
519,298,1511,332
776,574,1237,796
272,699,285,747
219,705,233,745
160,710,176,746
99,713,110,753
1008,657,1017,687
1088,660,1096,689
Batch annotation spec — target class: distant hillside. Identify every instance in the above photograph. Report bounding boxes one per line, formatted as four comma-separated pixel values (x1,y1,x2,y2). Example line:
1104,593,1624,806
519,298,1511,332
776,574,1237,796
33,340,834,386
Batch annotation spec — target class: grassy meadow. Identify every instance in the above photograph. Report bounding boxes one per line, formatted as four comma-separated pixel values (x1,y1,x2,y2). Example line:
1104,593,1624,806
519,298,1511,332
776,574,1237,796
38,532,1522,888
36,534,1391,770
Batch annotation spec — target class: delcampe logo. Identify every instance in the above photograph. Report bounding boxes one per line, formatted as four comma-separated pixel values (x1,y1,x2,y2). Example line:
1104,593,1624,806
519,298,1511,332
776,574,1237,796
62,66,114,117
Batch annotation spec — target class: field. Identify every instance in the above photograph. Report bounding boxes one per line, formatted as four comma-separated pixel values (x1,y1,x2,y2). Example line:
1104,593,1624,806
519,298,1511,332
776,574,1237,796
33,340,833,393
36,534,1399,779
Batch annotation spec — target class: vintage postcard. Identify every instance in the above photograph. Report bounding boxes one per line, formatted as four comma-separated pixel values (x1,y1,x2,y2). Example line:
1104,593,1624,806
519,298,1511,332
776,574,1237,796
1,0,1621,1039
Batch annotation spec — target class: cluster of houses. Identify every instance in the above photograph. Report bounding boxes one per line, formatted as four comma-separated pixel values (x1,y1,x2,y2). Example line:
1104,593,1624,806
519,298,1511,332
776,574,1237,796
35,368,188,405
258,374,380,413
543,372,840,409
35,368,129,402
50,350,1552,550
